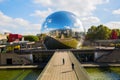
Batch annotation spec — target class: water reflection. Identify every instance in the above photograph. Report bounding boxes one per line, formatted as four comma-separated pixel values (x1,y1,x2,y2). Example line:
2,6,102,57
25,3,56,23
0,69,42,80
85,67,120,80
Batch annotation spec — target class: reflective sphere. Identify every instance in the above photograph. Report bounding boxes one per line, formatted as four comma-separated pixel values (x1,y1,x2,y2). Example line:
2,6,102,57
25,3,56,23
41,11,84,33
41,11,84,49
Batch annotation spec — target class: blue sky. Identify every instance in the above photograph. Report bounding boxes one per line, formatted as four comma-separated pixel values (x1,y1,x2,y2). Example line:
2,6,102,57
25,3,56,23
0,0,120,34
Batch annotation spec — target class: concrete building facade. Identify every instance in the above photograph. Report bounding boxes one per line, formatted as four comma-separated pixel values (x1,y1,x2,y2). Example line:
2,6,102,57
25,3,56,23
0,53,33,65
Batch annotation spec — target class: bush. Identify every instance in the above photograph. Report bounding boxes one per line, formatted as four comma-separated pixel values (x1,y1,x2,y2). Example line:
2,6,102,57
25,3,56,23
44,37,78,49
24,35,39,41
59,39,78,48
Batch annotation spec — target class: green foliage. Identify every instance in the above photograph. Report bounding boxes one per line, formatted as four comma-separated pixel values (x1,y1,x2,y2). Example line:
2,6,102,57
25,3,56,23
96,25,111,40
86,25,111,41
24,35,39,41
0,69,41,80
44,36,78,49
38,33,47,40
59,38,78,48
6,45,20,52
86,26,97,41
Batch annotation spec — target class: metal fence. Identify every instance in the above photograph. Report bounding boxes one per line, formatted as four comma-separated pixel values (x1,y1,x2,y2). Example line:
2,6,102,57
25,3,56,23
36,51,56,80
68,51,90,80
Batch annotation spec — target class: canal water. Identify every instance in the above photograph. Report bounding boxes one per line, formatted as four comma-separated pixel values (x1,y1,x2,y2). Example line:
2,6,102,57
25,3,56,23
0,69,42,80
85,67,120,80
1,67,120,80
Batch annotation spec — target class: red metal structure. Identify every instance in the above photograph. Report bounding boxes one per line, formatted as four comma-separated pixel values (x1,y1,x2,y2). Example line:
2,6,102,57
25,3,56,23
110,30,118,39
8,34,22,42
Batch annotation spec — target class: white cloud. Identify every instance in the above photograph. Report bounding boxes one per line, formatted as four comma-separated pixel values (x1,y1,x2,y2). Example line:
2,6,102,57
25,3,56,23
105,21,120,29
74,18,83,27
33,0,109,16
31,0,110,33
14,18,29,26
0,11,41,35
33,0,52,6
64,26,70,29
82,16,100,23
30,8,53,27
1,29,11,33
47,19,52,23
112,9,120,15
72,18,84,32
30,8,52,18
81,16,100,30
103,8,110,12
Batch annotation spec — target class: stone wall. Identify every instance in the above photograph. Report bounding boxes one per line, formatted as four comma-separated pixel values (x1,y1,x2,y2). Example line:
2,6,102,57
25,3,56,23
0,53,32,65
96,49,120,63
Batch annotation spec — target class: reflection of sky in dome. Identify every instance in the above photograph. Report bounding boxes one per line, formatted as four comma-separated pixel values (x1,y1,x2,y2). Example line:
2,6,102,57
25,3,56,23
41,11,84,33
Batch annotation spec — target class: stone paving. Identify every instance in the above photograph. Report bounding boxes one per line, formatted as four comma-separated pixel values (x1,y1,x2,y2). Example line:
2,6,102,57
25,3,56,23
38,51,77,80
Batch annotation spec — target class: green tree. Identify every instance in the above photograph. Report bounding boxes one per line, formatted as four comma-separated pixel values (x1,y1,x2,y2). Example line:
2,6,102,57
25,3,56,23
116,29,120,38
96,25,111,40
86,26,97,41
38,33,47,41
86,25,111,41
24,35,39,41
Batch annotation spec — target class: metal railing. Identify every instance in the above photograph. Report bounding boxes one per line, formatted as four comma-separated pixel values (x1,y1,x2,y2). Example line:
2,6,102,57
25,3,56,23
37,50,90,80
36,51,56,80
68,51,90,80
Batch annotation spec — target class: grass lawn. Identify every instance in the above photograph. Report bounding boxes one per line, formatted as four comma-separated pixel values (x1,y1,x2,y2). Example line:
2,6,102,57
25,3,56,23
0,69,41,80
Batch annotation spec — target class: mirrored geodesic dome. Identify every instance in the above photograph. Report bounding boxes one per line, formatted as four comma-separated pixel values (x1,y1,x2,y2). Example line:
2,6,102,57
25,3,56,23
41,11,84,37
41,11,84,49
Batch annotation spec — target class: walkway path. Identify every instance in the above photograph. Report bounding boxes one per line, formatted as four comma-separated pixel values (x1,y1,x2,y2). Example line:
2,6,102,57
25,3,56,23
38,51,77,80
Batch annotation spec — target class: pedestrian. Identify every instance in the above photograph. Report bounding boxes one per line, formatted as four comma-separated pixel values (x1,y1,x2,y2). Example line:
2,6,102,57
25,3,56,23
63,58,65,65
72,63,74,70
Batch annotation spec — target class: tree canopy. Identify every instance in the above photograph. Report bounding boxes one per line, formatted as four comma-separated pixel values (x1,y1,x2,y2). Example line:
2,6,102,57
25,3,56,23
110,30,118,39
86,24,120,41
24,35,39,41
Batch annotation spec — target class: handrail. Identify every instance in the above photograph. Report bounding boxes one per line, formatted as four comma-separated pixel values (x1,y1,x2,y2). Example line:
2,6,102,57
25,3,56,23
37,50,90,80
68,51,90,80
36,51,56,80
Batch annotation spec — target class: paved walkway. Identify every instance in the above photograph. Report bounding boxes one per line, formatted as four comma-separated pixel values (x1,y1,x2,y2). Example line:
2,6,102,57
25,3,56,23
38,51,77,80
82,63,120,67
0,65,38,69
